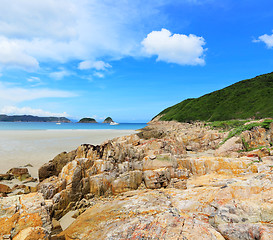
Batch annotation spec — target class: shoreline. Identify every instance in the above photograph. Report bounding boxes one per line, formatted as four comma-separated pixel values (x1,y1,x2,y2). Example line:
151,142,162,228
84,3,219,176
0,129,135,178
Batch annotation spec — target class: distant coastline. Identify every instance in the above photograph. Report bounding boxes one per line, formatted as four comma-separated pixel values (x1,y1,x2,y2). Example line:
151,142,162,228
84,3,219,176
0,114,71,123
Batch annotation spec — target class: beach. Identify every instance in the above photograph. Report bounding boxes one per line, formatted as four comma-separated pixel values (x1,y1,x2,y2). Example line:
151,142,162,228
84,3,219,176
0,129,135,178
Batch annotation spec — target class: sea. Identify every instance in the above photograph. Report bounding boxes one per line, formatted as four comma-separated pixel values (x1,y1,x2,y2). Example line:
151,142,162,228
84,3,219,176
0,122,147,130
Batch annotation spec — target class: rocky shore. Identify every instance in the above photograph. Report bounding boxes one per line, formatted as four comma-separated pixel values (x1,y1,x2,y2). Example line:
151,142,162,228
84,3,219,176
1,120,273,239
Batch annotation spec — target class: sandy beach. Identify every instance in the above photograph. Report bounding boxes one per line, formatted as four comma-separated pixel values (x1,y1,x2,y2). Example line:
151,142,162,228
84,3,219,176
0,129,135,178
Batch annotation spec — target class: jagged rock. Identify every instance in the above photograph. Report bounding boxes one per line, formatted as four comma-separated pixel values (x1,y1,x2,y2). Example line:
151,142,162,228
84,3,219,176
6,168,31,181
0,193,52,238
38,150,76,182
143,168,171,189
38,176,66,199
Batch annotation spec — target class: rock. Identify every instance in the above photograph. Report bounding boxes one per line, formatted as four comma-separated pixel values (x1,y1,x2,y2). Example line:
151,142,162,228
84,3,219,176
215,137,243,157
241,127,270,149
245,147,270,158
89,173,115,196
112,170,142,194
22,177,37,184
38,176,66,199
13,227,50,240
0,192,52,238
0,173,14,181
0,183,12,193
38,150,76,182
143,168,171,189
6,168,31,181
59,190,225,240
137,126,166,139
51,218,62,236
24,185,38,194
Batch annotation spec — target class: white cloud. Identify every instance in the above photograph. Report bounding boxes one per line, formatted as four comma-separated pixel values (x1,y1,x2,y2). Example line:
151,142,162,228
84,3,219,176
0,36,39,71
0,81,76,103
254,32,273,48
27,76,40,82
141,28,206,65
27,76,43,87
78,60,112,71
49,69,72,80
1,106,69,117
0,0,175,70
93,72,104,78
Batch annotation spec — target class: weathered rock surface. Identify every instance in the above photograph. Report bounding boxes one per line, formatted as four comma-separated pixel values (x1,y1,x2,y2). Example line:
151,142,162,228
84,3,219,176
0,192,52,239
60,190,225,240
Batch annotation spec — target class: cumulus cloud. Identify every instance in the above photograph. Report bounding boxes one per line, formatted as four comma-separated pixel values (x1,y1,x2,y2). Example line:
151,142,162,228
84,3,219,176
254,32,273,48
0,81,76,103
0,0,175,70
141,28,206,65
0,106,69,117
78,60,112,71
0,36,39,71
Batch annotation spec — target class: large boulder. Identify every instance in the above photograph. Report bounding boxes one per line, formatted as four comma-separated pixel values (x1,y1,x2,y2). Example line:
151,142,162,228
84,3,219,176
215,137,243,157
38,150,76,182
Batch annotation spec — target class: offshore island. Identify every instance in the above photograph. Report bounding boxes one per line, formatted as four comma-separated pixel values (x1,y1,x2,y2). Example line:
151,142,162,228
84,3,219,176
0,72,273,239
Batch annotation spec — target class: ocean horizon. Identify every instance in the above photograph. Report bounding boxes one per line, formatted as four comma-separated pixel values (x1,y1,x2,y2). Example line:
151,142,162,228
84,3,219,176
0,122,147,130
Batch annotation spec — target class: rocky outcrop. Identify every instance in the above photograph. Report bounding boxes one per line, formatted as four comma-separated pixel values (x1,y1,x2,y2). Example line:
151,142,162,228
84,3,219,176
0,193,52,239
2,120,273,239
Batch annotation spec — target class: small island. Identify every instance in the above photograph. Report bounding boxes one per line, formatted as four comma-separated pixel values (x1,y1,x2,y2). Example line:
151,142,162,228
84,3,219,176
78,118,97,123
103,117,113,123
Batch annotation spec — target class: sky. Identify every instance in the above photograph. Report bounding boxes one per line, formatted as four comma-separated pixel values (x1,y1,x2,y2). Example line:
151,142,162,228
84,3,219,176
0,0,273,122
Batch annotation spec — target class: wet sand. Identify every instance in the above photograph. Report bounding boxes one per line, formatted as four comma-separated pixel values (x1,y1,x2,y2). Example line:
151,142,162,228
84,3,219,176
0,129,135,178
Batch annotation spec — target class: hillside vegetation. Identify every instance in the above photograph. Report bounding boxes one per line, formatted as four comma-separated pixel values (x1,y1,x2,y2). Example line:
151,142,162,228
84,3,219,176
78,118,97,123
0,115,71,122
155,72,273,122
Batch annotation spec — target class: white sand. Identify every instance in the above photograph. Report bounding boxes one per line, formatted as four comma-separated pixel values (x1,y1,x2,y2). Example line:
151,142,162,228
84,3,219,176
0,129,135,178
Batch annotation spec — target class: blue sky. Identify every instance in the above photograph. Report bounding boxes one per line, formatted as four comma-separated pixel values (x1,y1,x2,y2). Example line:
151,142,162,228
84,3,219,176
0,0,273,122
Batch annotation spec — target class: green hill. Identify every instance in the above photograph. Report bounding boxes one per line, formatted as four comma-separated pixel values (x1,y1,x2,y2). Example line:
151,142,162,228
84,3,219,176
154,72,273,122
78,118,97,123
103,117,113,123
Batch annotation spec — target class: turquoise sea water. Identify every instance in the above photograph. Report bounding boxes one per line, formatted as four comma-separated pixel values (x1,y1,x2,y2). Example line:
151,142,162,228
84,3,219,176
0,122,147,130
